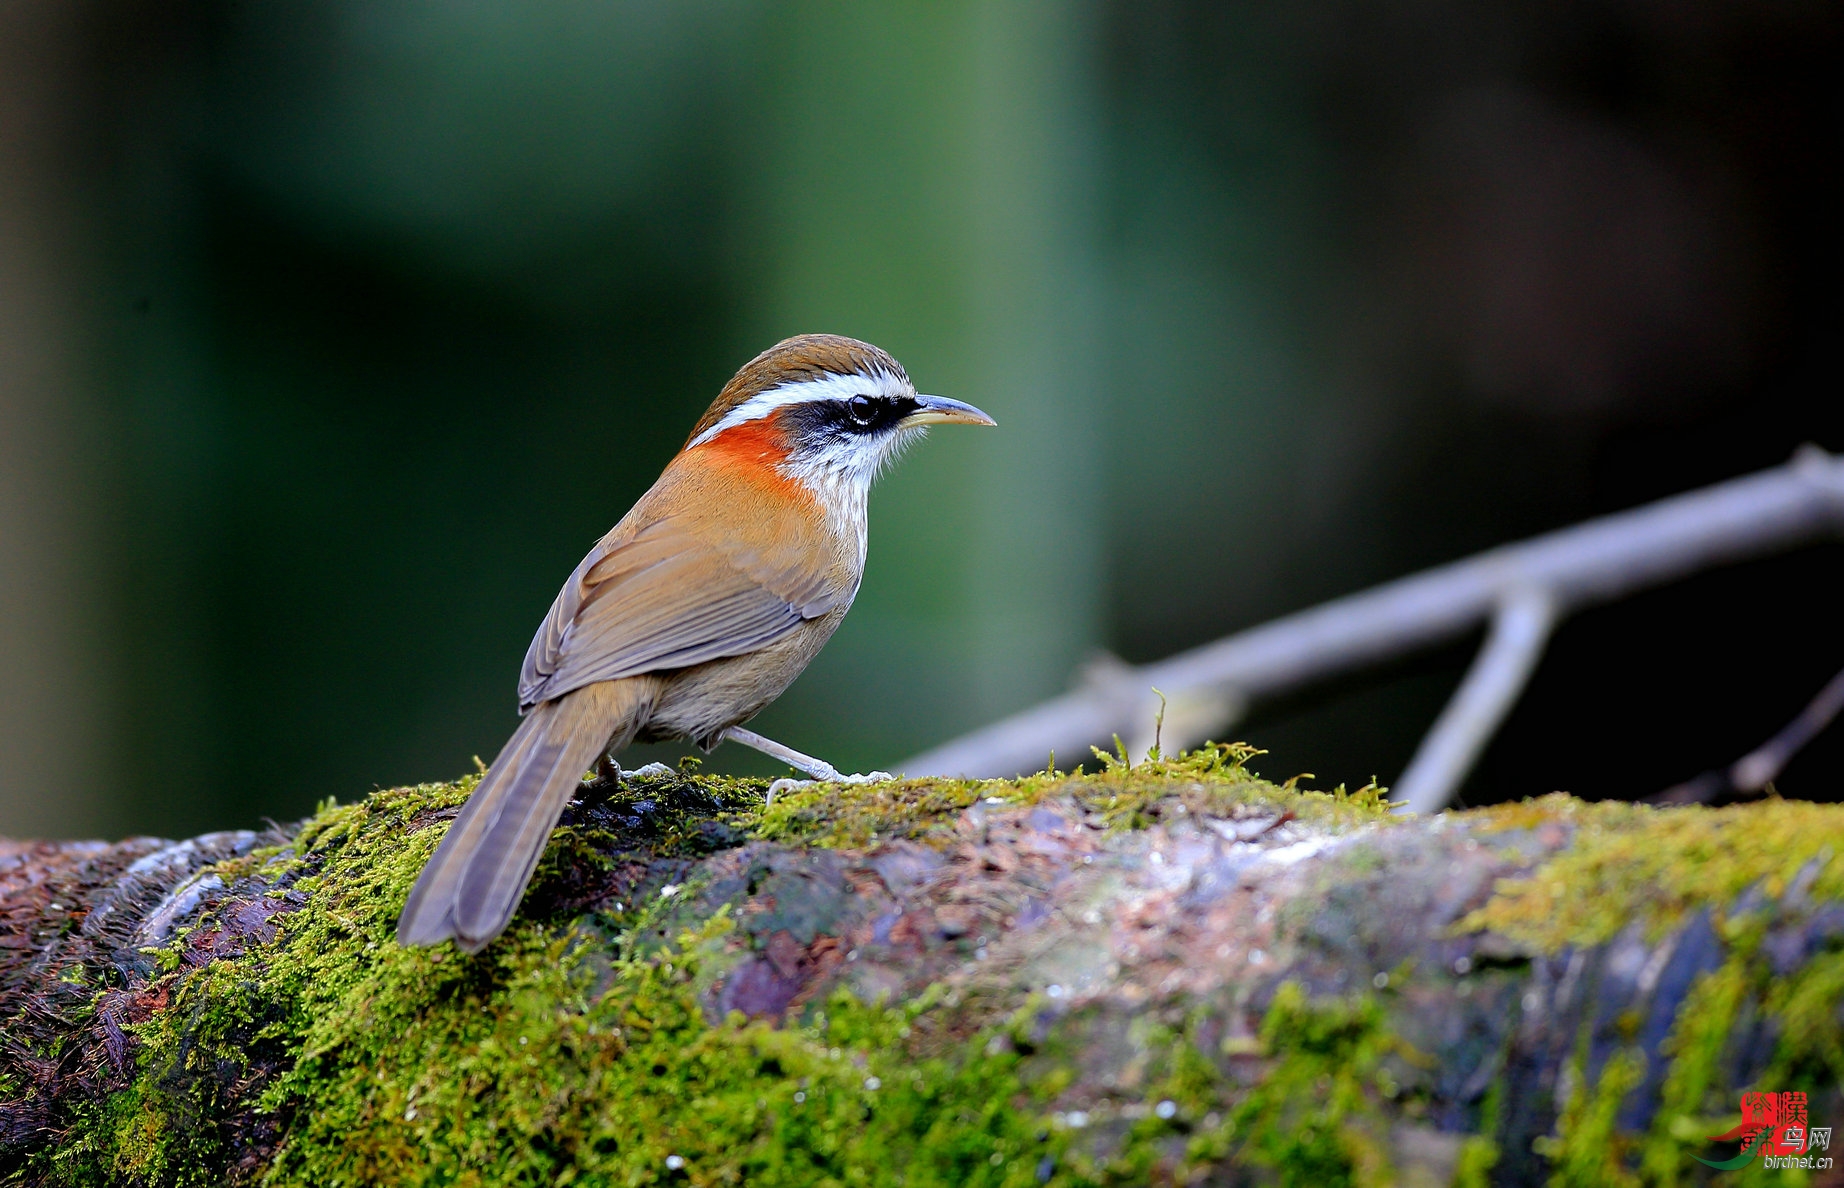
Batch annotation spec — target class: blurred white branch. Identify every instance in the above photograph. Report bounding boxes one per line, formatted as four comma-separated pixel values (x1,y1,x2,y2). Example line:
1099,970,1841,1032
1391,588,1556,814
901,447,1844,811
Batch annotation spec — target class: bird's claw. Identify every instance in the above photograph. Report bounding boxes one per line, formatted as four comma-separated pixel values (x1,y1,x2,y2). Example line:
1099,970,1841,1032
765,777,810,806
764,769,895,807
578,758,676,804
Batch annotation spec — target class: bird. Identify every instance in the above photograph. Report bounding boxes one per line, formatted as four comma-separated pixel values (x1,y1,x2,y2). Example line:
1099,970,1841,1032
396,334,994,952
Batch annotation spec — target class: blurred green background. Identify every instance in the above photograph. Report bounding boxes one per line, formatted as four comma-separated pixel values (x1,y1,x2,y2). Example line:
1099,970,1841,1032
2,0,1840,840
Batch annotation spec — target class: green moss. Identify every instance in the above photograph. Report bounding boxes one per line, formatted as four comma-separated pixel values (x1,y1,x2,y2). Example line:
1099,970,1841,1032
1454,1077,1503,1188
29,753,1832,1186
1539,1046,1646,1188
754,742,1390,851
1584,921,1843,1188
30,781,1028,1186
1458,796,1844,951
32,750,1389,1187
1723,945,1844,1188
257,915,1068,1187
1217,981,1397,1188
1640,950,1755,1186
1450,796,1844,1185
1454,1134,1500,1188
1760,943,1844,1091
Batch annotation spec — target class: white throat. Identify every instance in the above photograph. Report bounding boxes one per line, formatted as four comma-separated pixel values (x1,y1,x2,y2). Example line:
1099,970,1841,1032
780,425,924,568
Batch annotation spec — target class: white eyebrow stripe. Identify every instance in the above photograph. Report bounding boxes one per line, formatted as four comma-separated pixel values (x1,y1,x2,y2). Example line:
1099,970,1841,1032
686,368,911,449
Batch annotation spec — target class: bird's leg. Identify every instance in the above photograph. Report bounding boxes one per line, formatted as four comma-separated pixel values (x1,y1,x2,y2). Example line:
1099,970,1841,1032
572,751,627,806
724,726,843,780
570,752,621,809
721,725,893,805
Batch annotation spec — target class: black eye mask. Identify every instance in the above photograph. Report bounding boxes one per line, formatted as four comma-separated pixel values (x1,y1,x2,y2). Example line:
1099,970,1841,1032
789,394,921,439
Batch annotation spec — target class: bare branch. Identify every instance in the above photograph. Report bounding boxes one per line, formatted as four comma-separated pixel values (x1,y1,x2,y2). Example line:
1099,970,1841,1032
1391,589,1557,814
1653,660,1844,805
1735,663,1844,790
901,447,1844,783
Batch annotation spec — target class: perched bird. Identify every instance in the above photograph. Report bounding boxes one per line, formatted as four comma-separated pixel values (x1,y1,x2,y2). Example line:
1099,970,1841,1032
397,334,994,952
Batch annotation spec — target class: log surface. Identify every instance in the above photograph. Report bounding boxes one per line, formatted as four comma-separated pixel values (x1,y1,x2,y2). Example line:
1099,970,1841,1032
0,749,1839,1186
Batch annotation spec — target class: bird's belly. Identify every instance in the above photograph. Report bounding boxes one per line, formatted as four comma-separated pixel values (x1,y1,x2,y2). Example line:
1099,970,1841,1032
642,609,846,747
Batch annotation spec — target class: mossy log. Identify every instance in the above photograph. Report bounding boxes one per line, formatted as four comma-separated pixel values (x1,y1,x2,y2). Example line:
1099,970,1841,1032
1,746,1840,1186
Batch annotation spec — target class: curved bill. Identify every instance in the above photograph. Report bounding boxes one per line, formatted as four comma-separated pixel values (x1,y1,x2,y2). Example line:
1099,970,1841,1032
898,394,997,429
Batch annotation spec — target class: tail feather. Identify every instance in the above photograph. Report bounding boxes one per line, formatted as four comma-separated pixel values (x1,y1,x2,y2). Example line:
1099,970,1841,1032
450,720,598,942
397,680,641,952
396,702,551,945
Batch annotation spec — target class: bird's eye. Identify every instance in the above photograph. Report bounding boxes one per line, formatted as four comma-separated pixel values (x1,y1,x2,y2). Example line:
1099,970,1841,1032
847,395,876,425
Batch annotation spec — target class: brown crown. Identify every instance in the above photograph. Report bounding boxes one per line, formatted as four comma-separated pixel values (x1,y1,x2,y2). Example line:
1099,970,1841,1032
684,334,909,448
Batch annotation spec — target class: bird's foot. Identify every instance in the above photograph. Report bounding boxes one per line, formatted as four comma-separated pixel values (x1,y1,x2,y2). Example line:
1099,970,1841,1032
765,778,809,805
764,768,894,807
573,754,622,804
720,726,896,805
577,757,676,804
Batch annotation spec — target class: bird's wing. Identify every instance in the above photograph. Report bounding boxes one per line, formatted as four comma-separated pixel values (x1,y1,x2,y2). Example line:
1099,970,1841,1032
516,514,848,709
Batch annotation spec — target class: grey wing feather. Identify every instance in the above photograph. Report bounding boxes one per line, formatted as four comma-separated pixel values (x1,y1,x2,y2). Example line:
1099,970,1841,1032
517,523,847,709
518,546,602,706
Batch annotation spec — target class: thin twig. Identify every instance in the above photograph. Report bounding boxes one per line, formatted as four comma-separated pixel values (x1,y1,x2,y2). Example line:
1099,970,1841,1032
900,447,1844,787
1652,661,1844,805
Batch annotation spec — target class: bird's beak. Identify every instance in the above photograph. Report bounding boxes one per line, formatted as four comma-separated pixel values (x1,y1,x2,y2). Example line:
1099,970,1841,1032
898,394,997,429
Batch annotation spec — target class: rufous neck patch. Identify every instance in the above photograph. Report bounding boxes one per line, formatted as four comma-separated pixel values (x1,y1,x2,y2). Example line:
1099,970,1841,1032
693,414,793,469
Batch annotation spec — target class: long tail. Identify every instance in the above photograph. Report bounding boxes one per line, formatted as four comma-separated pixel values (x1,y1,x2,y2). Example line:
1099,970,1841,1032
397,680,642,952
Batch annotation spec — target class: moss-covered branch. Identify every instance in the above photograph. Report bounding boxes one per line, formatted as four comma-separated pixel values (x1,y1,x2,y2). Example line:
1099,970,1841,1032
1,747,1840,1186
